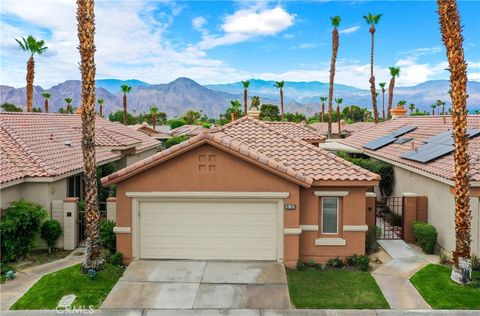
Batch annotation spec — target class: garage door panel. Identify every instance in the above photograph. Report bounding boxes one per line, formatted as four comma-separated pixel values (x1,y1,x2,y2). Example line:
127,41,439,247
138,201,278,260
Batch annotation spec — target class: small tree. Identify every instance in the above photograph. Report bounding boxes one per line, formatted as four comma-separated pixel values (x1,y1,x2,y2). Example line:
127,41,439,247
41,220,62,253
259,104,280,121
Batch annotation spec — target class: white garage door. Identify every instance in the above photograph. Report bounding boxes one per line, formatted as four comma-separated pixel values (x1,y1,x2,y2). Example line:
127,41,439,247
138,200,279,260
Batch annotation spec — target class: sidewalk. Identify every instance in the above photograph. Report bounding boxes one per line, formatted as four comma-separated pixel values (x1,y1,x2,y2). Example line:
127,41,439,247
373,240,432,309
0,248,84,311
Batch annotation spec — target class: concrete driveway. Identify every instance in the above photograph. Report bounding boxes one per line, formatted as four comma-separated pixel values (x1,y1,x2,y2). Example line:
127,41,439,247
101,260,290,310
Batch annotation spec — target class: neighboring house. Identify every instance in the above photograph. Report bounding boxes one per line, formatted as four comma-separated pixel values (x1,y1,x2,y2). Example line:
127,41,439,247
0,112,161,249
170,124,205,137
340,115,480,255
264,121,326,146
102,115,379,267
129,123,171,141
311,121,374,138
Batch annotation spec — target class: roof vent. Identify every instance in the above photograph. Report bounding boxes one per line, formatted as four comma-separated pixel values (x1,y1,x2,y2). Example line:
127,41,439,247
64,141,72,147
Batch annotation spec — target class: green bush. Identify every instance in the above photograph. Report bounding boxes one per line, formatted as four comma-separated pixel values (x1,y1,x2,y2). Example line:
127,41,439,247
165,135,189,149
471,254,479,271
99,220,116,253
40,220,62,253
365,225,379,254
412,221,437,254
327,257,345,268
0,200,47,261
346,254,371,271
110,252,123,266
168,118,186,129
0,262,14,275
296,261,307,271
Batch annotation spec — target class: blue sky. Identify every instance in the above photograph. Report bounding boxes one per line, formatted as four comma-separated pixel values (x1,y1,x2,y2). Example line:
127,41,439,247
1,0,479,89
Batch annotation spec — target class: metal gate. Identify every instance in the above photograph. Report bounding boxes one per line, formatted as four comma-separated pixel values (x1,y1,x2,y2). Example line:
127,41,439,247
375,197,404,240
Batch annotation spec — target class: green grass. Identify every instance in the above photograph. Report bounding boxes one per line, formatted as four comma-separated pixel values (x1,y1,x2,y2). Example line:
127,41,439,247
11,264,124,310
410,264,480,309
287,268,389,309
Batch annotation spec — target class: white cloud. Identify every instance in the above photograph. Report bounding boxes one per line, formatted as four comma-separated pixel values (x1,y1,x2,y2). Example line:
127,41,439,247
291,43,317,50
197,6,294,50
192,16,207,30
339,26,360,35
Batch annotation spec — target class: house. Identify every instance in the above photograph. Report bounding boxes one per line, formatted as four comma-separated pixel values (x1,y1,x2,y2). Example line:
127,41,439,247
170,124,206,137
340,114,480,255
129,123,171,141
0,112,161,249
264,121,326,146
101,115,379,267
310,121,374,138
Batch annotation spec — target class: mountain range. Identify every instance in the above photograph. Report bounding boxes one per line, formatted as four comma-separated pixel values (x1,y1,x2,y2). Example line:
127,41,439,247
1,78,479,117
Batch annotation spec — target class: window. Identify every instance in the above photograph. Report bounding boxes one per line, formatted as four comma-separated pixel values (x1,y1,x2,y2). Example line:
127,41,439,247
67,174,83,199
321,197,338,234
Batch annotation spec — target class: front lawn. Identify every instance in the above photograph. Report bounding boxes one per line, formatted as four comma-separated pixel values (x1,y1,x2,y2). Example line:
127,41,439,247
287,269,389,309
11,263,124,310
410,264,480,309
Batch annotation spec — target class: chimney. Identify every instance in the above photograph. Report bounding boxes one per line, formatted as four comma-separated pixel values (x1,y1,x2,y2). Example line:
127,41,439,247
247,109,260,119
390,103,407,119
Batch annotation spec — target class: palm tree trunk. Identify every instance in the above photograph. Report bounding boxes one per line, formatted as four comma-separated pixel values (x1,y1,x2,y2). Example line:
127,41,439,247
369,27,379,123
152,114,156,130
99,105,103,117
123,94,127,125
44,99,49,113
328,28,339,139
280,88,284,119
77,0,104,271
243,88,248,116
337,105,341,135
382,90,385,120
321,102,325,123
387,77,395,119
26,57,35,112
438,0,471,284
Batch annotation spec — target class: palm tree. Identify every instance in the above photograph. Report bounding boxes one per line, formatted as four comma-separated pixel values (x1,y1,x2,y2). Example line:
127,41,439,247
387,67,400,119
241,80,250,116
251,96,261,110
436,99,446,115
77,0,103,271
150,105,159,129
409,103,415,115
328,16,341,138
438,0,472,284
15,36,48,112
363,13,382,123
379,82,386,120
274,81,285,119
41,92,51,113
97,99,104,117
320,96,327,123
120,84,132,125
65,98,73,113
335,98,343,133
431,104,437,115
229,100,242,121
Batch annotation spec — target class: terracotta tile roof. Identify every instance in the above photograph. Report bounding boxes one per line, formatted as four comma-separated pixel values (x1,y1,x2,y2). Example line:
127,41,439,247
170,125,205,137
310,122,375,136
264,121,326,143
102,117,380,186
340,115,480,182
129,124,171,140
0,112,160,184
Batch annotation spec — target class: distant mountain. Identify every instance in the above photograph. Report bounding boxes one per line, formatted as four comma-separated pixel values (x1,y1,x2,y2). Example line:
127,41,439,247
1,78,478,117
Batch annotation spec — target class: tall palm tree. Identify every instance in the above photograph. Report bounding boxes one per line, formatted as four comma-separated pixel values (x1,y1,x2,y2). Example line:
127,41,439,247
41,92,51,113
150,105,159,129
387,67,400,119
241,80,250,116
230,100,242,121
438,0,472,284
274,81,285,119
97,99,104,117
328,16,341,138
65,98,73,113
431,104,437,115
120,84,132,125
251,95,261,110
15,36,48,112
409,103,415,115
335,98,343,134
379,82,386,120
320,96,327,123
77,0,103,271
363,13,382,123
436,99,446,115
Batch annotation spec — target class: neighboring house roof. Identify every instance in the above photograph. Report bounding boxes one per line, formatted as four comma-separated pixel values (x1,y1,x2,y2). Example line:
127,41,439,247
169,125,205,137
102,117,379,187
340,116,480,184
310,122,375,136
0,112,160,185
264,121,326,143
129,124,171,140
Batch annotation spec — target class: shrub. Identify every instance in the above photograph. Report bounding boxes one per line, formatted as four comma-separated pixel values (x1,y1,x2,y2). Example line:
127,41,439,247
327,257,345,268
412,221,437,254
168,118,186,129
202,122,211,129
110,252,123,266
365,225,379,254
99,220,116,253
0,263,14,275
471,254,480,271
346,254,371,271
0,200,47,261
40,220,62,253
439,251,451,264
165,135,189,149
296,261,307,271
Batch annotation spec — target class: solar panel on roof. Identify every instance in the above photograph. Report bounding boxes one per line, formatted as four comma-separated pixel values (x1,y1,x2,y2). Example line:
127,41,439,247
388,126,417,138
363,136,397,150
394,137,413,144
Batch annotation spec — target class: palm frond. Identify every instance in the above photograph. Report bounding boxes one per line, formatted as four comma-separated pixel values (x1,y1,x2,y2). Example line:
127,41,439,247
330,16,341,27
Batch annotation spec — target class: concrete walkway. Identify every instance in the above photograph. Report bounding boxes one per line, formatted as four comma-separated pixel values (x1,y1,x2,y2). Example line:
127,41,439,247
373,240,430,309
0,248,84,311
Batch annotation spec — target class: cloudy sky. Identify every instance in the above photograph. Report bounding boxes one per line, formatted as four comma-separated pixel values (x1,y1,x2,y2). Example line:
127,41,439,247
1,0,479,89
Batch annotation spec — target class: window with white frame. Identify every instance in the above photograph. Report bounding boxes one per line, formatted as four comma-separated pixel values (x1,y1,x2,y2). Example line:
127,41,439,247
321,197,339,234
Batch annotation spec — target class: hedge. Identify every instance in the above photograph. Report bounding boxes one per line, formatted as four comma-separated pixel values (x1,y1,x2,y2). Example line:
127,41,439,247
413,221,437,254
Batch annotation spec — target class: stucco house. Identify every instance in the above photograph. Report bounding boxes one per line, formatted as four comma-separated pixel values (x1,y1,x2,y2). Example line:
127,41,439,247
340,115,480,256
102,116,379,267
310,121,374,139
0,112,161,249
